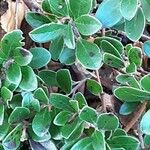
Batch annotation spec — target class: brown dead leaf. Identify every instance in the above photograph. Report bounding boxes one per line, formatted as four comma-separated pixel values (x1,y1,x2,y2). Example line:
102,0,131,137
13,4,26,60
0,0,26,32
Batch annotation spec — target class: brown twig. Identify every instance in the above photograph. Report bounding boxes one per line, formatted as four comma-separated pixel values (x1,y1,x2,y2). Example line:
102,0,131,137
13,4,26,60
124,101,147,132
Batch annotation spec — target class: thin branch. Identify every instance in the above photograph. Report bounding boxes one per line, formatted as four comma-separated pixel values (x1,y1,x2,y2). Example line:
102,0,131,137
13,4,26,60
124,101,147,132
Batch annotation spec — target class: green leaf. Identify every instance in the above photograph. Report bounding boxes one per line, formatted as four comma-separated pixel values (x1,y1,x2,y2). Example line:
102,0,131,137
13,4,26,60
143,40,150,58
61,117,83,139
95,0,122,27
38,70,58,87
19,66,38,91
141,0,150,22
112,128,127,137
140,74,150,92
53,111,71,126
75,92,87,109
91,130,106,150
13,47,33,66
29,23,65,43
42,0,52,13
87,79,103,96
128,47,142,67
49,36,64,61
29,47,51,69
32,107,51,137
107,136,140,150
71,137,93,150
126,63,137,74
1,86,13,102
69,100,79,112
8,107,30,124
119,102,139,115
49,0,69,16
114,86,150,102
76,39,103,70
49,93,75,112
25,12,50,28
59,47,76,65
79,106,97,125
120,0,138,20
6,63,21,86
22,92,40,112
101,40,122,59
0,117,9,141
75,15,102,36
56,69,72,94
28,126,51,142
69,0,92,19
116,74,141,89
144,135,150,146
1,30,24,58
94,36,124,54
103,53,125,68
34,88,49,104
141,109,150,134
64,24,75,49
125,7,145,41
97,113,119,131
0,105,4,125
2,124,23,150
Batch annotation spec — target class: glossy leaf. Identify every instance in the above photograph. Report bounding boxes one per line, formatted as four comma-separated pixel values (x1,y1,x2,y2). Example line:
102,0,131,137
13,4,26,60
96,0,122,27
1,86,13,102
6,63,22,85
34,88,49,104
107,136,140,150
59,48,76,65
1,30,24,57
38,70,58,87
64,24,75,49
69,0,92,19
49,93,75,112
19,66,38,91
2,124,23,150
76,39,103,70
97,113,119,131
140,109,150,135
94,36,124,54
140,74,150,92
101,40,122,58
49,36,64,61
119,102,139,115
87,79,103,95
29,23,65,43
128,47,142,67
56,69,72,94
75,92,87,109
125,7,145,41
8,107,30,124
0,105,4,125
29,47,51,69
53,111,71,126
49,0,69,16
25,12,50,28
79,106,97,125
13,47,33,66
32,107,51,137
103,53,125,68
114,86,150,102
120,0,138,20
75,15,102,36
141,0,150,22
143,40,150,58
